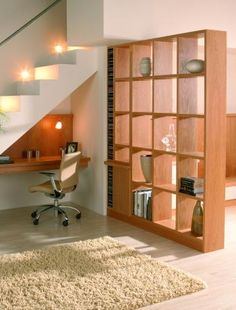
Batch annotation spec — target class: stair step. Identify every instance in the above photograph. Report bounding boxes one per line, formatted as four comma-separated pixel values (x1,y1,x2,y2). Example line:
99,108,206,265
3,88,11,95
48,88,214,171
16,80,40,95
36,49,77,67
34,64,60,80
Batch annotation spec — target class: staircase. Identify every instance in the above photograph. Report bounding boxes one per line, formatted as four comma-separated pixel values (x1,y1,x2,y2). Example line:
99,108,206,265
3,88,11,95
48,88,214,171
0,47,98,154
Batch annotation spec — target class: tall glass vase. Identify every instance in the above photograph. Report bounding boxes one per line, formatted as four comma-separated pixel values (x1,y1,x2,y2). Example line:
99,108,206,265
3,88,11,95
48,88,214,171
161,123,176,152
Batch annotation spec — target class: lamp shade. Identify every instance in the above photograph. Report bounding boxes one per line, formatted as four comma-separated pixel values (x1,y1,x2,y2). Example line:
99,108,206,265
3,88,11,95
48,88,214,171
0,96,20,112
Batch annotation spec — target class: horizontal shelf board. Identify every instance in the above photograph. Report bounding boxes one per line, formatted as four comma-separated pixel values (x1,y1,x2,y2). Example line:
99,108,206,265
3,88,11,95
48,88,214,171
114,111,130,115
226,176,236,187
132,76,153,81
132,181,152,188
132,112,152,116
178,229,203,240
115,77,130,82
115,143,130,148
153,113,177,118
178,72,205,78
154,219,176,230
132,147,153,154
104,160,130,169
153,74,177,79
154,184,176,193
177,191,204,201
178,151,204,159
178,113,204,118
154,149,176,155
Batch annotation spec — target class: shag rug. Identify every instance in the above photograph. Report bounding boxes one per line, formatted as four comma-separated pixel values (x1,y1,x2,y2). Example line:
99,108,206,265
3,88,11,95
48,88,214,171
0,237,206,310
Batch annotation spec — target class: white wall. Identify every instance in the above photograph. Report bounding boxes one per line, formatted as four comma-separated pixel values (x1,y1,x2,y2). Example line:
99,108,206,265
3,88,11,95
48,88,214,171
70,47,107,215
67,0,157,46
0,0,66,94
152,0,236,48
0,0,55,43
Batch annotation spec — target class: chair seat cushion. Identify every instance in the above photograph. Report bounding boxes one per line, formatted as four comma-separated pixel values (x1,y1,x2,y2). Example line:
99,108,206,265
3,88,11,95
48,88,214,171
29,180,75,194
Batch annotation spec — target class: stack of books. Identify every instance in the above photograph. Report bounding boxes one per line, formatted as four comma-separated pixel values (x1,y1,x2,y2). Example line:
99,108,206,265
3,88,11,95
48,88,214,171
0,155,14,164
179,177,204,196
133,189,152,220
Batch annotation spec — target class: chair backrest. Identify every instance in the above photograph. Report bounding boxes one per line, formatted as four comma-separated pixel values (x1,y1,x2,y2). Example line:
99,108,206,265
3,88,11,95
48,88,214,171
59,151,81,189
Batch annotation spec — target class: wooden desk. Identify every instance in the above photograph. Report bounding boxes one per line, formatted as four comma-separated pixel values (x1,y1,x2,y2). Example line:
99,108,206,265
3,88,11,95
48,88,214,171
0,156,90,174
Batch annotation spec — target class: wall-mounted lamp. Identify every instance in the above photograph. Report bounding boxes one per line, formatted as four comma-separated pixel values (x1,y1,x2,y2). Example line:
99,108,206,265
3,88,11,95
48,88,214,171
20,69,31,81
54,44,64,54
55,121,63,129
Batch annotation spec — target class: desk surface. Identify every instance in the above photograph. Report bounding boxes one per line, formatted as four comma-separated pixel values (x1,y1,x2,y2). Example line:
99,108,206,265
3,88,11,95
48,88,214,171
0,155,90,174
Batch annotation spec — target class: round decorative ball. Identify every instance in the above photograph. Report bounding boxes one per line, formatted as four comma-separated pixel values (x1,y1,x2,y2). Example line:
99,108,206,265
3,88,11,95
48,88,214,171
184,59,205,73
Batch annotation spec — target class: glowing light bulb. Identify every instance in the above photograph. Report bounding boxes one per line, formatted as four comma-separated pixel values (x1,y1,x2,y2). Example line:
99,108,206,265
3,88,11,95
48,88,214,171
55,121,62,129
20,70,30,81
54,44,64,54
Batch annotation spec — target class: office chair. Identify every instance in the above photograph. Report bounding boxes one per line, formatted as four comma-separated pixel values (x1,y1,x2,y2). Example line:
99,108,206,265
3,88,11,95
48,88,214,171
29,151,81,226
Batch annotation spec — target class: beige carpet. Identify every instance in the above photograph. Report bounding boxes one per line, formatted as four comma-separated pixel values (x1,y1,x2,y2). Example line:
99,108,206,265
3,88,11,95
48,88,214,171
0,236,206,310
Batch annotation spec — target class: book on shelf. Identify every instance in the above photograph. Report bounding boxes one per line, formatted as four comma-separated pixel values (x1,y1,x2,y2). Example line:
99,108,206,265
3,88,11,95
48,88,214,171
179,176,204,196
133,189,152,220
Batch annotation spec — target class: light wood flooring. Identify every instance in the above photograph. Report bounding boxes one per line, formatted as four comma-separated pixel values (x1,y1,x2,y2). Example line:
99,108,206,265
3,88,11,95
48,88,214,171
0,204,236,309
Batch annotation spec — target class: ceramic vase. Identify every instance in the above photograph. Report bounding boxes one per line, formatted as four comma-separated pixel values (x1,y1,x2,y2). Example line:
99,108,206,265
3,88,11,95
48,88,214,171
139,57,151,76
140,154,152,183
184,59,205,73
191,200,203,236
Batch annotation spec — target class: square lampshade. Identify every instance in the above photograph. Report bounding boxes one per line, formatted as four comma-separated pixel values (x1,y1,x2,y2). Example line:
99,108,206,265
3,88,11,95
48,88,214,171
0,96,20,112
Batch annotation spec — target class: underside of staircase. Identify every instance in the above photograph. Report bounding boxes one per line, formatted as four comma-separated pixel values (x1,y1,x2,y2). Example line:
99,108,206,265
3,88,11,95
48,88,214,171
0,47,98,154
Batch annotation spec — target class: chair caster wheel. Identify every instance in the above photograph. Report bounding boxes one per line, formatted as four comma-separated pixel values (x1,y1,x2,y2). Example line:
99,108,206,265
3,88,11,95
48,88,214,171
76,212,81,219
33,218,39,225
31,211,37,218
63,220,69,226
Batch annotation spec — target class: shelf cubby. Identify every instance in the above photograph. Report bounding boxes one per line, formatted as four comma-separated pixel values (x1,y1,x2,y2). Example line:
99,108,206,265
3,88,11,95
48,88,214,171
132,80,152,112
115,114,129,145
176,195,204,233
178,76,205,114
154,78,177,113
178,156,204,183
115,81,130,112
178,32,205,74
153,189,176,229
132,150,152,183
132,41,152,77
153,116,177,151
114,145,130,163
132,115,152,149
153,154,176,189
114,46,130,78
178,117,204,154
153,38,177,75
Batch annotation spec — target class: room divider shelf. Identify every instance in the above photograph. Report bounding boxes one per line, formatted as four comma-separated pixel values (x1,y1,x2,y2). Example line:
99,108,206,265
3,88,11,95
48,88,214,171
106,29,226,252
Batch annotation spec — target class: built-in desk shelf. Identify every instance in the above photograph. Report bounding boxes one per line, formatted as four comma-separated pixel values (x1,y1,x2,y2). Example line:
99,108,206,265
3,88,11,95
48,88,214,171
0,155,90,174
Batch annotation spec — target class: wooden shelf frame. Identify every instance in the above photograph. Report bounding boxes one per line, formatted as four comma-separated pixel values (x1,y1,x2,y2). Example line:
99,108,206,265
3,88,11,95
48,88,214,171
107,29,226,252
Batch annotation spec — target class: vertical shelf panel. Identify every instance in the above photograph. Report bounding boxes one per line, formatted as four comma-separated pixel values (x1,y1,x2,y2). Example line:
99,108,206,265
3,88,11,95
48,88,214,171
115,47,130,78
132,42,152,77
132,80,152,112
132,115,152,149
154,78,177,113
113,166,131,215
115,114,129,145
153,38,177,75
115,81,130,112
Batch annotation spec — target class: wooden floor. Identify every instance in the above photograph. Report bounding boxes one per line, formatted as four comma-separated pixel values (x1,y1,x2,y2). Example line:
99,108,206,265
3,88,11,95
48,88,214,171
0,204,236,309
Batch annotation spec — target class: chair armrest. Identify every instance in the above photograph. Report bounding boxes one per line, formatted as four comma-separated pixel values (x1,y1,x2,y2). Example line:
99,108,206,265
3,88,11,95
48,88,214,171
39,171,61,192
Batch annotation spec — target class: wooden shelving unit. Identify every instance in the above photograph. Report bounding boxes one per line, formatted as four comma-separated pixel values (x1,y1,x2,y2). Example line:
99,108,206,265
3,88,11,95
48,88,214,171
106,30,226,252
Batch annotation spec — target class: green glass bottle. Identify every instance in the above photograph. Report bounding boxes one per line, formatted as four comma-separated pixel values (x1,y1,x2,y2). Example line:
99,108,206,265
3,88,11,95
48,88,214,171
191,200,203,236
